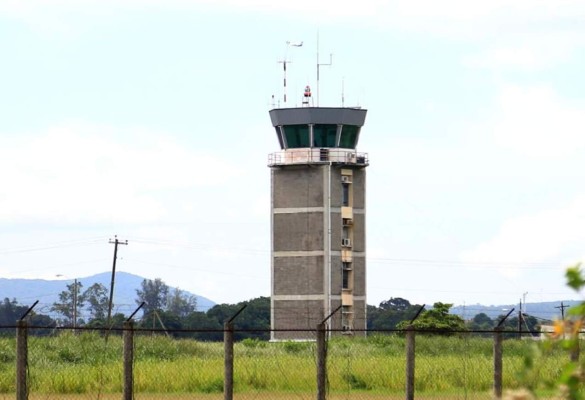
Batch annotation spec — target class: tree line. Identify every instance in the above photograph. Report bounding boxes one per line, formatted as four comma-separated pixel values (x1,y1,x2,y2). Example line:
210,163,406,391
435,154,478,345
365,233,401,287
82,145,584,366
367,297,541,337
0,278,542,339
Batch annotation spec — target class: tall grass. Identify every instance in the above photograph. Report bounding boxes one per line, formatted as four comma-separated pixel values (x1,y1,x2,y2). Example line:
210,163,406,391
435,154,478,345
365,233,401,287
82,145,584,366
0,331,569,395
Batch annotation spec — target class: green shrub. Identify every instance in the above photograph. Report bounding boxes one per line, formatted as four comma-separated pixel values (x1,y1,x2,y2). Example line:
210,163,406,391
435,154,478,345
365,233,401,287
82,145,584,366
200,377,223,393
343,372,371,390
282,340,309,354
241,338,266,348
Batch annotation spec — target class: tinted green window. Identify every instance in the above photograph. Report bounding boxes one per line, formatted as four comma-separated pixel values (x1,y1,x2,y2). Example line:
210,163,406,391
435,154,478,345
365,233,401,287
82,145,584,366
339,125,360,148
313,124,338,147
283,124,310,148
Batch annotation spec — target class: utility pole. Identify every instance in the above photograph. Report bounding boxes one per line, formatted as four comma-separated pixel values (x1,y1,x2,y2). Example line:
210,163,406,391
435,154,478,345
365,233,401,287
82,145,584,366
556,302,568,320
106,235,128,330
518,298,523,339
73,278,77,329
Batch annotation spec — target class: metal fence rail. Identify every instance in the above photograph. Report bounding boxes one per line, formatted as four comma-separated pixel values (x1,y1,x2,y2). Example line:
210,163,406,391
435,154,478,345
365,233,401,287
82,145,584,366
0,321,574,400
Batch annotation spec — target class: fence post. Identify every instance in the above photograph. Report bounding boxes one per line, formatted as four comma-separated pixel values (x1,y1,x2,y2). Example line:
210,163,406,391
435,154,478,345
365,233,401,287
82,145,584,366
317,322,327,400
123,321,134,400
224,321,234,400
16,319,28,400
493,327,503,399
570,337,580,362
405,324,415,400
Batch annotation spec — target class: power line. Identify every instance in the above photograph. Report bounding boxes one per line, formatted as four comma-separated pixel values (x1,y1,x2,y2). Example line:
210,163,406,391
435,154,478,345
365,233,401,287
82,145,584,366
128,258,265,279
0,237,106,255
369,257,564,268
0,235,572,270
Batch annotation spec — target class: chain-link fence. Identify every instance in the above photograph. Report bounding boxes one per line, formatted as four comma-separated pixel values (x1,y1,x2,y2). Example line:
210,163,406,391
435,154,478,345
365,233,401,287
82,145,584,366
0,321,573,400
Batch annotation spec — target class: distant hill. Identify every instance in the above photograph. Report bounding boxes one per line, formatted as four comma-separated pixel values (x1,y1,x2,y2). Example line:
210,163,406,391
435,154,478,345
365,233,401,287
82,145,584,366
4,273,576,325
0,272,216,318
450,301,579,323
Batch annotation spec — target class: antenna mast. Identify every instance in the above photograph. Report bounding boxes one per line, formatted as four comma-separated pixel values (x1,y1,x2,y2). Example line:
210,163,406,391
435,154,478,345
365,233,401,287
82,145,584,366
316,32,332,107
277,59,291,105
277,41,303,106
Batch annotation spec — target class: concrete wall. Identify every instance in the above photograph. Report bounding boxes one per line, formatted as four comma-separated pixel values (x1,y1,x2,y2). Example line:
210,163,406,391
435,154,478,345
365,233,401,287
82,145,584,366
331,212,342,251
330,168,343,207
273,256,324,295
272,166,324,208
353,299,367,334
271,164,367,339
273,212,324,251
272,299,324,340
330,255,342,294
352,213,366,252
352,256,366,297
351,169,366,209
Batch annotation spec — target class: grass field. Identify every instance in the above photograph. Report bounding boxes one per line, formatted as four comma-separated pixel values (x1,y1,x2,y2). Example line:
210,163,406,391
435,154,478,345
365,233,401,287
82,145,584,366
0,332,569,398
0,394,502,400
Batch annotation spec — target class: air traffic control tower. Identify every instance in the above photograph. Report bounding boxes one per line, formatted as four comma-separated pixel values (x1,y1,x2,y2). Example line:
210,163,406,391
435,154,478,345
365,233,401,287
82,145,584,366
268,103,369,341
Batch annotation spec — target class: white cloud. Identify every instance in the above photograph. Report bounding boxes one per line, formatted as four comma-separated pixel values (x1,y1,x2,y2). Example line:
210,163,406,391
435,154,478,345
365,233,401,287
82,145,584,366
0,122,239,225
461,195,585,267
491,84,585,158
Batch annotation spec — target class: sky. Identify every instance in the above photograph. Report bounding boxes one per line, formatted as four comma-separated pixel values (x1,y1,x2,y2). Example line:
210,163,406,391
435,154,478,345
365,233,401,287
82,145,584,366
1,0,584,315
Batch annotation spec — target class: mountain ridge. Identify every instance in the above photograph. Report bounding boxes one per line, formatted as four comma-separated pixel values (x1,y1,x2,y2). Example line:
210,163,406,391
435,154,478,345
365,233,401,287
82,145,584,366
450,301,578,322
1,273,577,323
0,271,216,317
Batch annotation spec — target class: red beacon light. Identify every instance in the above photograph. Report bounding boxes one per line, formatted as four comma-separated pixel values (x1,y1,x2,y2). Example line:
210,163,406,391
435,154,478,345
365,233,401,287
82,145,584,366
304,85,312,97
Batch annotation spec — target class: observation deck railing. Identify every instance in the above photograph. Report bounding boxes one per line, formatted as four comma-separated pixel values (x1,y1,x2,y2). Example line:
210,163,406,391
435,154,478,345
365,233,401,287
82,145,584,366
268,148,369,167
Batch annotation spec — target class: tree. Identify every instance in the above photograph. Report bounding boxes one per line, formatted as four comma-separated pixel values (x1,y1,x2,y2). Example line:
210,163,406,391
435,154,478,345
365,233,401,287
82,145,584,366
183,311,222,340
471,312,494,327
149,310,183,333
166,288,197,318
379,297,413,311
136,278,169,315
233,296,270,340
397,302,466,335
467,312,494,336
206,297,270,340
0,298,27,328
496,313,540,338
367,298,423,331
0,298,56,336
28,314,56,336
366,304,381,328
82,283,109,322
51,281,84,325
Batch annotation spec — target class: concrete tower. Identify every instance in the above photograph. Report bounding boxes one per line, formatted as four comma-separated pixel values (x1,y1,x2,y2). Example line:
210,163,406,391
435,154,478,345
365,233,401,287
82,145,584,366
268,106,369,340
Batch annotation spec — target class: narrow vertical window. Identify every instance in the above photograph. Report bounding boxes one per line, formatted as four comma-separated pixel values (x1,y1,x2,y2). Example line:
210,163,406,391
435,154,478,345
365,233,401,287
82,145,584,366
342,262,352,290
342,183,349,206
342,268,349,289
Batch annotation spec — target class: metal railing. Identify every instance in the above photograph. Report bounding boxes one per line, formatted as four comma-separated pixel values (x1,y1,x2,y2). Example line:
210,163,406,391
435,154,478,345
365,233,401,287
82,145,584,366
268,148,369,167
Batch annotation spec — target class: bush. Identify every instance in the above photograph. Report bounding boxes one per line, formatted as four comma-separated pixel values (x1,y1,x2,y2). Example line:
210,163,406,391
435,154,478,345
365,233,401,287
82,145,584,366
283,340,309,354
241,338,266,348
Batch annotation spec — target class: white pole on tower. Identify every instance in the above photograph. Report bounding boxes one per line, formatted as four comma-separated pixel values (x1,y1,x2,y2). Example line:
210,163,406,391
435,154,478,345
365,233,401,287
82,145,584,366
316,32,332,107
278,41,303,105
